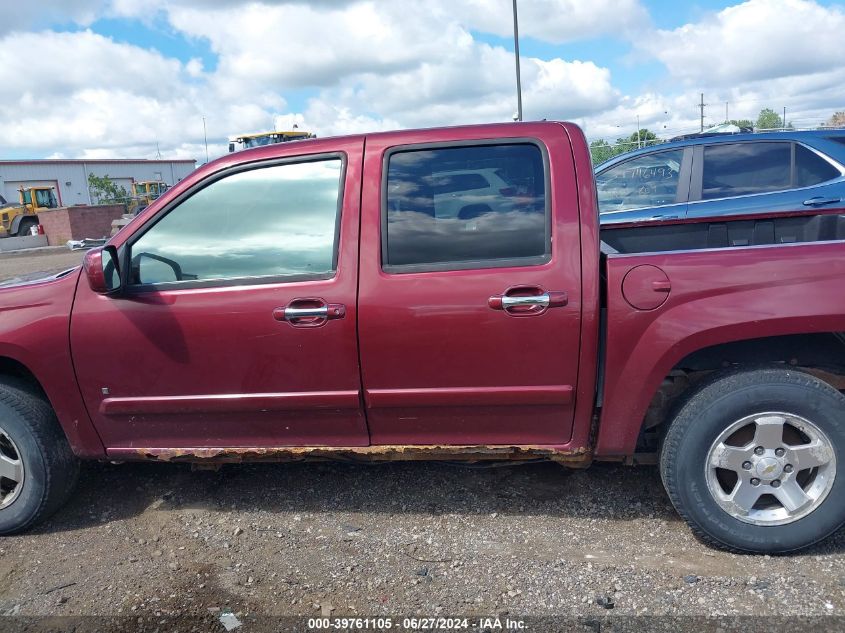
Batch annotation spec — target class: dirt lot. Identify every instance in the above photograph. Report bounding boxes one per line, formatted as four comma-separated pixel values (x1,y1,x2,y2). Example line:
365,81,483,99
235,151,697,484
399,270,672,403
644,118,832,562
2,247,845,631
2,461,845,626
0,247,85,285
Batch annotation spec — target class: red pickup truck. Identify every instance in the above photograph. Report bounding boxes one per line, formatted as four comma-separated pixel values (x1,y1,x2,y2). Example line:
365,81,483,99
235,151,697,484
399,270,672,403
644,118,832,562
2,122,844,553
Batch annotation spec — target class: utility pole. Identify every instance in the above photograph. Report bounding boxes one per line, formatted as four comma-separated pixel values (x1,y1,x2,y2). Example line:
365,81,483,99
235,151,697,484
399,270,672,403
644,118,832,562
699,93,706,132
783,106,787,130
202,117,209,163
636,114,641,148
512,0,523,122
725,102,729,123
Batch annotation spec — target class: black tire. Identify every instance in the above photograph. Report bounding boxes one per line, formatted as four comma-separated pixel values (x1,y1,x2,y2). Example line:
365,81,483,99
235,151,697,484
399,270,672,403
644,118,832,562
15,219,36,237
660,367,845,553
0,381,79,534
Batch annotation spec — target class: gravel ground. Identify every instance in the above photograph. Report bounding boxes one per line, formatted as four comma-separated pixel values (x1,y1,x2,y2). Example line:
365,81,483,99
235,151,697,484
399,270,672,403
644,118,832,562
0,247,85,285
2,246,845,631
1,460,845,625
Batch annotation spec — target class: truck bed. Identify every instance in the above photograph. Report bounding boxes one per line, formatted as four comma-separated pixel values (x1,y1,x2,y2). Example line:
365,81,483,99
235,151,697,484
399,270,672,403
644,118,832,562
595,236,845,456
601,209,845,254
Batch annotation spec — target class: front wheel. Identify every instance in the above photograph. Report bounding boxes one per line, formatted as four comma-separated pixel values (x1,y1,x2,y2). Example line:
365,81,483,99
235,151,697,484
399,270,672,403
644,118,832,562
15,219,37,237
0,382,79,534
660,368,845,553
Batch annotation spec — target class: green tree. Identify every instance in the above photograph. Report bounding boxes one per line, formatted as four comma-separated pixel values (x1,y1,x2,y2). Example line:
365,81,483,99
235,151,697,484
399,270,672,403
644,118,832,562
729,119,754,130
614,129,661,153
88,173,129,205
756,108,784,130
631,128,661,147
590,128,664,165
589,139,618,165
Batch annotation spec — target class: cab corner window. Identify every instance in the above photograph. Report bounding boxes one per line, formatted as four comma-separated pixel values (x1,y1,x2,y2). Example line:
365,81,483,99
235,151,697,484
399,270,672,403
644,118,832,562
129,158,343,285
383,143,548,271
596,149,684,214
794,144,840,188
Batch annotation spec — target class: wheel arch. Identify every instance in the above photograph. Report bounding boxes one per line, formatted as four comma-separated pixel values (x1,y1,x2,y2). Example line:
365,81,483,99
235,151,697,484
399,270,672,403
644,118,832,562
596,330,845,459
9,214,36,235
0,352,105,459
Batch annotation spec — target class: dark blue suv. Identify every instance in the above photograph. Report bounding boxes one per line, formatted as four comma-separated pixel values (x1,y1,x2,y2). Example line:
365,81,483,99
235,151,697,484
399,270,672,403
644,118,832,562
596,130,845,225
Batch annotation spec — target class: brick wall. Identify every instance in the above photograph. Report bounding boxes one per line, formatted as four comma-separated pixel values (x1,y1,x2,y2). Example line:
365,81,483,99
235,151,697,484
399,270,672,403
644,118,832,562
38,205,126,246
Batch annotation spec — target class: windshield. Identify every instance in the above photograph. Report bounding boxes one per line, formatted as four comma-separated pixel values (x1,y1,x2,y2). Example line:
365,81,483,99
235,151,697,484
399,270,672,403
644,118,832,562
34,189,54,207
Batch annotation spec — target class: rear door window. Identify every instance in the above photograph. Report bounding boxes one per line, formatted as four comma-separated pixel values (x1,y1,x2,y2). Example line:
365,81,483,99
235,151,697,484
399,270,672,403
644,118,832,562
701,142,791,199
383,144,548,271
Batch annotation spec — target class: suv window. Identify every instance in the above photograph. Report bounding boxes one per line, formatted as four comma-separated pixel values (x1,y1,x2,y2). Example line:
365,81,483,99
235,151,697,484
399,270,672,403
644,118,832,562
130,159,343,285
596,149,684,214
431,173,489,195
383,144,547,271
702,142,791,199
794,144,840,188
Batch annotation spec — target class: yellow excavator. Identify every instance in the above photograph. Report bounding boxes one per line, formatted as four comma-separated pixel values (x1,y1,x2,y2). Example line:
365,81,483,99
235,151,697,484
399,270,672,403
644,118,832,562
0,186,59,237
228,129,315,153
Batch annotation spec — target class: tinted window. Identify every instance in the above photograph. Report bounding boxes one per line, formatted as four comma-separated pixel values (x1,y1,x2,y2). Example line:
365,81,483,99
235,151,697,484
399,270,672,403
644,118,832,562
130,159,342,285
384,144,547,270
596,149,683,213
702,142,790,199
794,144,840,187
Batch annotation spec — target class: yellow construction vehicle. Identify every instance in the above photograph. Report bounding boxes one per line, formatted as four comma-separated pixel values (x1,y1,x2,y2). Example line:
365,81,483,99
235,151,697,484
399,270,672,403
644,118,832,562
129,180,168,215
228,129,315,153
0,186,59,237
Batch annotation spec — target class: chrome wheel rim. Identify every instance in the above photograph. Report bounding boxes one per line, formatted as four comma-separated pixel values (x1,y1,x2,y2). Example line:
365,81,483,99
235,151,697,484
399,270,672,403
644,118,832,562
0,426,23,509
705,412,836,526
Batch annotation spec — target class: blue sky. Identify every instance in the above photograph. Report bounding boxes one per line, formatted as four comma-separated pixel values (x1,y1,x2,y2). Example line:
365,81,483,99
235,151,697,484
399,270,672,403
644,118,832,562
1,0,843,159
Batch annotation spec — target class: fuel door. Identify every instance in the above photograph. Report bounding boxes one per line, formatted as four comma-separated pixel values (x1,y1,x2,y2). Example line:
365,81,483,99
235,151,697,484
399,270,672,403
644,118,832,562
622,264,671,311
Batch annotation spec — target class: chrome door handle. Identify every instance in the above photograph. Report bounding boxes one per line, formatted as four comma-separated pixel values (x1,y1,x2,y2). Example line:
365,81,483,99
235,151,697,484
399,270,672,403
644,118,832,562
273,299,346,327
501,293,550,308
489,288,568,315
803,196,841,206
282,306,328,319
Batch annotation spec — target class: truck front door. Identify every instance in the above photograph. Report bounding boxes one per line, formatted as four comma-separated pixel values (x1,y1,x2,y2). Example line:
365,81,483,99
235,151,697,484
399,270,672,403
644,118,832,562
357,124,583,445
70,138,367,451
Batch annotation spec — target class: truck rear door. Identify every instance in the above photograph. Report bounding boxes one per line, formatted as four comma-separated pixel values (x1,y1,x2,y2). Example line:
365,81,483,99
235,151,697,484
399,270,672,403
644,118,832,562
357,123,583,445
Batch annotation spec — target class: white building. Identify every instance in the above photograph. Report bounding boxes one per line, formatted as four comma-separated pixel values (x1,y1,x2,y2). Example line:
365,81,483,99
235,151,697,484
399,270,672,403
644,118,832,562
0,159,197,206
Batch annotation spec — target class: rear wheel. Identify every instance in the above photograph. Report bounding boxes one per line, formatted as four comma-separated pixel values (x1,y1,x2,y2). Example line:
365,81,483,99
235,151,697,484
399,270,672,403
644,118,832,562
660,368,845,553
0,382,79,534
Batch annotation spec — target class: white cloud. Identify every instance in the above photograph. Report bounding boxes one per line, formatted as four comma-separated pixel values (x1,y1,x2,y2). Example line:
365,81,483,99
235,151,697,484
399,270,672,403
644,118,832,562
159,1,620,133
0,1,624,157
639,0,845,85
0,30,283,159
1,0,843,160
1,0,104,31
446,0,649,44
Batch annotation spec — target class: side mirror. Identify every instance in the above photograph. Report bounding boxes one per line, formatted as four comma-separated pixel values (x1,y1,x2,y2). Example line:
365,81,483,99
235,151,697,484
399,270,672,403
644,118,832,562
228,143,235,153
83,246,122,295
